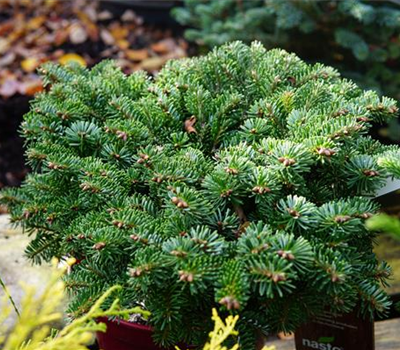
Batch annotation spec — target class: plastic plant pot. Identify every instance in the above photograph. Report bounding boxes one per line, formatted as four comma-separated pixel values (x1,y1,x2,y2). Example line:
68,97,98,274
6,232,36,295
96,317,192,350
294,309,374,350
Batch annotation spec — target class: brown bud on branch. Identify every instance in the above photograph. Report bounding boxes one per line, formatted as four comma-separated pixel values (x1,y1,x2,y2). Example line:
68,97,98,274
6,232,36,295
278,157,296,167
219,296,240,310
184,116,197,134
93,242,106,251
178,270,194,282
334,215,351,224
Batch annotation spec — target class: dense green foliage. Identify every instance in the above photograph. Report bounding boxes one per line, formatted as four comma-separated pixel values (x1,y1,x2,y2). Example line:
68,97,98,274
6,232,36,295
174,0,400,139
2,41,400,348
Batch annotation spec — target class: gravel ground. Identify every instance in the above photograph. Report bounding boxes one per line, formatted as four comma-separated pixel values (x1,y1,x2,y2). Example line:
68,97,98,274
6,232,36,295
0,214,53,330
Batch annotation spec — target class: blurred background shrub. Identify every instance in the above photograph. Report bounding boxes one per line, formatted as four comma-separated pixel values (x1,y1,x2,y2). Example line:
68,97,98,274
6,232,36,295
173,0,400,142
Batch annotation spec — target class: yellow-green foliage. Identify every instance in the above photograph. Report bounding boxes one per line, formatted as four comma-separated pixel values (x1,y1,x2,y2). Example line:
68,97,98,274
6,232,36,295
1,261,275,350
0,259,149,350
367,213,400,239
178,308,275,350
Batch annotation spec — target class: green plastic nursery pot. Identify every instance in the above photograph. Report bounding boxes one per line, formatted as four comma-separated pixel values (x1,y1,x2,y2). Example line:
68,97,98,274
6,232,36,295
294,310,374,350
96,317,192,350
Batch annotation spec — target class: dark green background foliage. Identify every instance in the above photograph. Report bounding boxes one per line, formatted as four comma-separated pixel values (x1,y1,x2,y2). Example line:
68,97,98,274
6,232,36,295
2,42,400,348
173,0,400,140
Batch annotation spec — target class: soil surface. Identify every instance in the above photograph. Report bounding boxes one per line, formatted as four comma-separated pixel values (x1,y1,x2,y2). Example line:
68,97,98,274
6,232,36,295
0,95,30,189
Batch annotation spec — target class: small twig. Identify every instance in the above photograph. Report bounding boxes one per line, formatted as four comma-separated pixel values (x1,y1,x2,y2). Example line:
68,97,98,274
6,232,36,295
0,273,20,317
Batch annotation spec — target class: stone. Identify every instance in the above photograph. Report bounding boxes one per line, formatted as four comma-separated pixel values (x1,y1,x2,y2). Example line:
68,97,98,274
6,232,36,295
0,214,54,331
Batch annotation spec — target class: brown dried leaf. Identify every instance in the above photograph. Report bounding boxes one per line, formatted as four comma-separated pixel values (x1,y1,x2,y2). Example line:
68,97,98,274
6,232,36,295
114,58,131,71
0,37,10,55
126,49,149,61
0,52,16,68
0,78,19,98
151,38,177,54
116,39,130,50
76,10,99,41
0,0,189,97
24,27,47,45
121,9,139,23
98,10,113,21
21,57,40,73
139,56,167,71
44,0,57,8
54,28,69,46
51,49,66,59
100,47,117,58
83,6,97,22
0,21,13,36
110,24,129,40
59,53,86,67
19,77,43,96
165,46,186,60
27,15,46,30
69,23,88,44
100,29,115,46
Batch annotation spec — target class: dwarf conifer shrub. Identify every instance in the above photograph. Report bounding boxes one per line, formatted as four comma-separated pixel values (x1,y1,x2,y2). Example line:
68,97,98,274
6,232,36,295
2,42,400,348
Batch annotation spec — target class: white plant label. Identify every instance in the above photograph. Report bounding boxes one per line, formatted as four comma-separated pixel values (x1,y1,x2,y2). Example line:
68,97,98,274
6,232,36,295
376,178,400,198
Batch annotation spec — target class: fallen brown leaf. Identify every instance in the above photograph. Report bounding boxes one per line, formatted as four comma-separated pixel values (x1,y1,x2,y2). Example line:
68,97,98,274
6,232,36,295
116,39,130,50
151,38,177,54
98,10,113,21
0,78,19,98
69,23,88,44
122,9,138,22
126,49,149,61
110,24,129,40
21,57,41,73
59,53,86,66
0,0,188,98
0,37,10,54
139,56,167,71
19,78,44,96
0,52,16,67
27,15,46,30
100,29,115,45
0,21,13,36
54,28,69,46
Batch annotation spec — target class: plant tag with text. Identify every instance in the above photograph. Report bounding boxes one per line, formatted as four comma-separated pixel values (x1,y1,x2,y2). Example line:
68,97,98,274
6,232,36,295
294,310,374,350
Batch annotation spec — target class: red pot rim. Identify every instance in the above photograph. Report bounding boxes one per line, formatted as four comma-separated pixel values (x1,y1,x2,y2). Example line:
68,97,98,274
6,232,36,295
97,316,197,349
97,316,153,333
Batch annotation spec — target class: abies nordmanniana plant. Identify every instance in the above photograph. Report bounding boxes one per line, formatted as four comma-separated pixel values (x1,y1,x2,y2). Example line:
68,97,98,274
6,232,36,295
2,41,400,348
